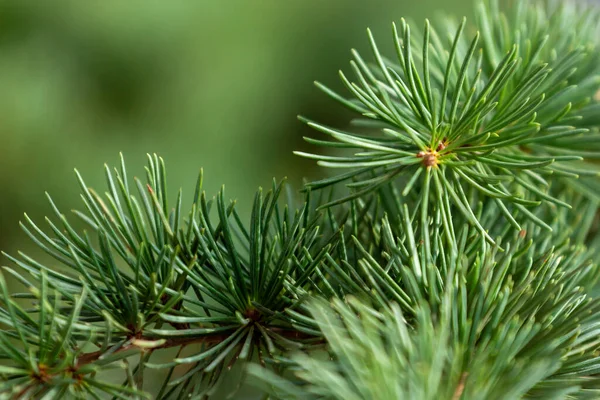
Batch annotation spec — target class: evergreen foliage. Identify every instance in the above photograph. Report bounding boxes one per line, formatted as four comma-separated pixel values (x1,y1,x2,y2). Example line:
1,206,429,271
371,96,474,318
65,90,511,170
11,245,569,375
0,1,599,399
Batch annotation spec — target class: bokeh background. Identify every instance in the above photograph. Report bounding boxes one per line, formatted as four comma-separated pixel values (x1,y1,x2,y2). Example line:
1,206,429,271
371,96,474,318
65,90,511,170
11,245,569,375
0,0,469,396
0,0,471,256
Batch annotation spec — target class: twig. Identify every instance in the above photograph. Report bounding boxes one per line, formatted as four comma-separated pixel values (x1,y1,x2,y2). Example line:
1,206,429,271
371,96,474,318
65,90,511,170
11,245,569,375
76,328,321,367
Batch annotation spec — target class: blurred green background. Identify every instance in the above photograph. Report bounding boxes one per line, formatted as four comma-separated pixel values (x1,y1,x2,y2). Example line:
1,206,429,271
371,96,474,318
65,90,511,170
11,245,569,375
0,0,469,396
0,0,470,255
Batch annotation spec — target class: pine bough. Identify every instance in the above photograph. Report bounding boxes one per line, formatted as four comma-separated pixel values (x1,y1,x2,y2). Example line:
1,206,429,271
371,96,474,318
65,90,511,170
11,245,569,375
1,1,600,399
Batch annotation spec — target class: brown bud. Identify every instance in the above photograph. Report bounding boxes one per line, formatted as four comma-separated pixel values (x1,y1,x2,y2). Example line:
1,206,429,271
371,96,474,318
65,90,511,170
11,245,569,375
423,153,437,167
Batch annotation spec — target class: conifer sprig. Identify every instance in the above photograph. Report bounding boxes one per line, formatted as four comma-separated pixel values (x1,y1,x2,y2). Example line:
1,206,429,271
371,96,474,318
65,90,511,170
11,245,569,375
0,272,150,399
251,292,600,400
299,0,600,235
252,217,600,398
0,155,333,398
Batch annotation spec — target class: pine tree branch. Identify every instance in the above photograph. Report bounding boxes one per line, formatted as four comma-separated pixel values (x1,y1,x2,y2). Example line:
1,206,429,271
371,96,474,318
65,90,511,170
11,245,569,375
0,1,599,398
299,0,600,237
